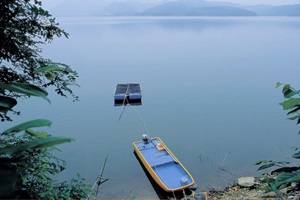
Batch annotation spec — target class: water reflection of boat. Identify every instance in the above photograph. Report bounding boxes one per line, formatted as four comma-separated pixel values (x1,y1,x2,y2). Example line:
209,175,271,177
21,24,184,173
133,135,195,195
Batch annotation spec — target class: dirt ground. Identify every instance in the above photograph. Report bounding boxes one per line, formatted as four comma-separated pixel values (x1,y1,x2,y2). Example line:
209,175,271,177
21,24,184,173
204,177,300,200
207,186,276,200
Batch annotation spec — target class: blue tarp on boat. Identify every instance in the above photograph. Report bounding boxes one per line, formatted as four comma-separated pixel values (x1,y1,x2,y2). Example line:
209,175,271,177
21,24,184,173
133,137,194,192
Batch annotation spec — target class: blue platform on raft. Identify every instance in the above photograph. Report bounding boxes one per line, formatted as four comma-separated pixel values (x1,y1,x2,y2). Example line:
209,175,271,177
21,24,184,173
114,83,142,106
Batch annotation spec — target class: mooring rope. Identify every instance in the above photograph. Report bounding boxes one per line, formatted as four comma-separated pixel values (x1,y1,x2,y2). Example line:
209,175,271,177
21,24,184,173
86,88,149,200
172,190,176,199
86,96,128,200
126,99,150,137
117,84,130,123
183,189,187,200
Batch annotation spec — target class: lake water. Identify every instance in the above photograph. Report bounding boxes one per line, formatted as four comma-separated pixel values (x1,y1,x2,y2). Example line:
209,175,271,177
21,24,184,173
6,16,300,199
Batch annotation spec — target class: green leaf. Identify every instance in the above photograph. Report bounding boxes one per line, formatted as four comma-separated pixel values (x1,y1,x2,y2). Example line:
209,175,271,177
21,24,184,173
281,82,300,98
25,129,49,138
276,161,290,165
284,89,300,98
269,183,283,200
276,82,283,88
276,172,295,184
2,119,52,135
0,82,50,103
271,166,300,174
287,106,300,115
292,151,300,159
257,163,275,171
0,96,17,113
291,146,300,151
282,84,291,95
33,65,62,73
0,136,73,155
45,72,57,81
279,98,300,110
275,172,300,189
254,160,272,165
288,174,300,183
288,115,300,120
289,90,300,98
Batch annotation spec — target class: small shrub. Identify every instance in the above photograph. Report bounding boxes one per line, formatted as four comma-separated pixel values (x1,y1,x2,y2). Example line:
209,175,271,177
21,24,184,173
255,83,300,199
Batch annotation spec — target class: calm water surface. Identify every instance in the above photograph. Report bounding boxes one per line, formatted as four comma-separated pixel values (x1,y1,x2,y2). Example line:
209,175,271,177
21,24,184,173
7,17,300,198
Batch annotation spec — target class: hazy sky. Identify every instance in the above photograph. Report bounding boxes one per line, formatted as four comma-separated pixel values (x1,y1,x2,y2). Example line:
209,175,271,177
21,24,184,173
208,0,300,5
43,0,300,6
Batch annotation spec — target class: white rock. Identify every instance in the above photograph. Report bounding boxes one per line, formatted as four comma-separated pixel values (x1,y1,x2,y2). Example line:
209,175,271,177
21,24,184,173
238,177,256,188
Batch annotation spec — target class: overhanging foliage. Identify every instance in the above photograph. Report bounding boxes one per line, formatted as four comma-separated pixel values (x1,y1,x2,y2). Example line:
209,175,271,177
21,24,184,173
0,0,79,122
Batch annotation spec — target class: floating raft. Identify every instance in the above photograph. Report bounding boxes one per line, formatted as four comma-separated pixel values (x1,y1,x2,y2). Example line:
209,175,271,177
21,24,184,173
133,135,195,192
114,83,142,106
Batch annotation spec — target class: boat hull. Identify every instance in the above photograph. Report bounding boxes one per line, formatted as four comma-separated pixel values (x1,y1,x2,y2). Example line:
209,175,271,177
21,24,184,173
133,137,194,192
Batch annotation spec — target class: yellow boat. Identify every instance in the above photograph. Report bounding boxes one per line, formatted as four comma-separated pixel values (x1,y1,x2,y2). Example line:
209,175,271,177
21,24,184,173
133,135,195,192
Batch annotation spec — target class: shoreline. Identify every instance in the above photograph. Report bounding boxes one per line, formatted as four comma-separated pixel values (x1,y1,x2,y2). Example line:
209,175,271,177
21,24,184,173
205,175,300,200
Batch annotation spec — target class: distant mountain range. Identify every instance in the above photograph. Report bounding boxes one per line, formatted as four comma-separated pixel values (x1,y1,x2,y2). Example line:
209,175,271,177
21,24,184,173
246,4,300,16
138,1,257,16
48,0,300,17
